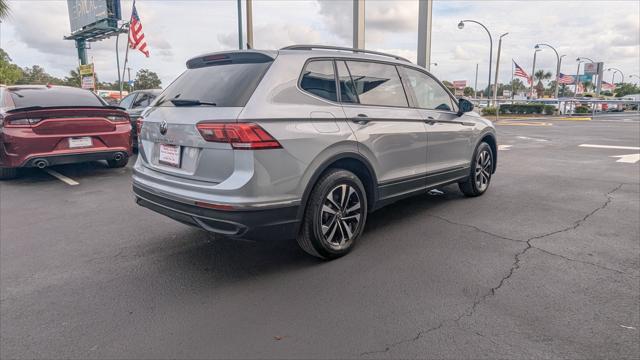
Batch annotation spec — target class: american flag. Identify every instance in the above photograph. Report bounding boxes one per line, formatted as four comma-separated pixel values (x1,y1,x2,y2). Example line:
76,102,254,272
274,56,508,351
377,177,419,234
129,3,149,57
602,81,616,91
513,60,531,85
558,73,575,85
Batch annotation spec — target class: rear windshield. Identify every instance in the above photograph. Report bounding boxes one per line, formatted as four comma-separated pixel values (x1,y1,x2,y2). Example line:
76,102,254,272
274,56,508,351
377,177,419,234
155,62,272,107
9,87,105,109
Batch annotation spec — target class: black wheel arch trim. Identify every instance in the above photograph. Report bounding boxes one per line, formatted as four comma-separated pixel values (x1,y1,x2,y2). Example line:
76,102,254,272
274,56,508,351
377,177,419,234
476,131,498,173
295,152,378,232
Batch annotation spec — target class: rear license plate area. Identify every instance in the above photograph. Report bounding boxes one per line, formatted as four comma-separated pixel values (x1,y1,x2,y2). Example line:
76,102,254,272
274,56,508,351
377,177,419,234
68,137,92,148
159,144,181,167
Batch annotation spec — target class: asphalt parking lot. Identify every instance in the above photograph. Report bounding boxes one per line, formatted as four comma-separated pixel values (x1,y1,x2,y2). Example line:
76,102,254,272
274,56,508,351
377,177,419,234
1,113,639,359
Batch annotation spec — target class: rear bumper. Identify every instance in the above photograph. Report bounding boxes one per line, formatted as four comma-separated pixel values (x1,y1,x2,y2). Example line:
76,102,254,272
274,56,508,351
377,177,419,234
132,183,300,241
1,125,132,168
21,150,129,167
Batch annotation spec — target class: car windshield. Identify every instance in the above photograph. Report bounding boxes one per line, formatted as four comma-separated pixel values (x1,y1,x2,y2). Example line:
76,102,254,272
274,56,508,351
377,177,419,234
9,87,105,109
155,62,272,108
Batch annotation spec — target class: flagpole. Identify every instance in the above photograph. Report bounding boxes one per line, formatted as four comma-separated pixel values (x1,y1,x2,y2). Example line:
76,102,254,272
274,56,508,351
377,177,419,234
120,0,135,96
511,59,514,102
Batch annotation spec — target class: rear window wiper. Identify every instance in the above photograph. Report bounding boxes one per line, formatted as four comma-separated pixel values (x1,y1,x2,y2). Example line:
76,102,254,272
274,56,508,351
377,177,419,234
169,99,217,107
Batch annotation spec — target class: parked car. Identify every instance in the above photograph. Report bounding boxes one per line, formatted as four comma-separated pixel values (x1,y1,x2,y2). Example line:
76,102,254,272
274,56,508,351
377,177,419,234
118,89,162,149
0,85,132,179
132,46,497,259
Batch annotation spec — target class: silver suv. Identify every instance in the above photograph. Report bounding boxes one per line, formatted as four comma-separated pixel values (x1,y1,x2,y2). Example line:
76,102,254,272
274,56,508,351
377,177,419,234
132,45,497,259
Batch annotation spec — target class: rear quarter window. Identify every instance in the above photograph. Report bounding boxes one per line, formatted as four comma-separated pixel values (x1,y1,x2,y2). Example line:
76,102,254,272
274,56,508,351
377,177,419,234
300,60,338,102
155,61,272,107
9,87,105,109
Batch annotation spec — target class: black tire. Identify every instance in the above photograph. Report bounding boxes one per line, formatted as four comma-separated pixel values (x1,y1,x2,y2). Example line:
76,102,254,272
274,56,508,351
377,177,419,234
0,167,18,180
297,169,368,260
459,142,494,197
107,157,129,168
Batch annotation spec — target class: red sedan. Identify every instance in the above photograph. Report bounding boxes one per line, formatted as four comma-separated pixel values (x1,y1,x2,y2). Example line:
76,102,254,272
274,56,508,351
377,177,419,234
0,85,132,179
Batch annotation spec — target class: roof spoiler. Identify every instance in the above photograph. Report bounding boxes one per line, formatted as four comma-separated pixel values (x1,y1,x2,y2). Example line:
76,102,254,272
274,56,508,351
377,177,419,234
7,105,126,114
186,51,274,69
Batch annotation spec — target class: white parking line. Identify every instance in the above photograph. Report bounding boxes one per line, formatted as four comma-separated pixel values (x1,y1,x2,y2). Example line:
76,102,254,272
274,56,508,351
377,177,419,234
43,169,79,186
579,144,640,150
517,136,548,142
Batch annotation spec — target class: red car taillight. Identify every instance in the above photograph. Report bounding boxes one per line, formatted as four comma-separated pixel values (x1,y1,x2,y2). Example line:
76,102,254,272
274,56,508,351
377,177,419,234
106,115,129,123
3,118,41,127
196,123,281,150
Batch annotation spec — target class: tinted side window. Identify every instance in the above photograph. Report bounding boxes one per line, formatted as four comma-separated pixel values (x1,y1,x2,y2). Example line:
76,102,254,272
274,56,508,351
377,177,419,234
335,61,358,103
401,67,456,112
132,93,155,108
119,94,135,109
300,60,337,102
345,61,408,107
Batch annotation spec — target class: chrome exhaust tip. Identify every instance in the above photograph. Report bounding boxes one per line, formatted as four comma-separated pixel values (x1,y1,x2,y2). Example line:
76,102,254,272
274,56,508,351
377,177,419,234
113,153,124,161
34,159,49,169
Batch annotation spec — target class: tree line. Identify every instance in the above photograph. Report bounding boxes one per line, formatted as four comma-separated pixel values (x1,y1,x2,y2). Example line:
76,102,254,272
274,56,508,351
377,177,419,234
442,69,639,98
0,49,161,91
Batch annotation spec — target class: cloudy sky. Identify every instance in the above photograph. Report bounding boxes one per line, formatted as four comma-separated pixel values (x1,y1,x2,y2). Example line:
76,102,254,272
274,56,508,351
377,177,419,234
1,0,639,88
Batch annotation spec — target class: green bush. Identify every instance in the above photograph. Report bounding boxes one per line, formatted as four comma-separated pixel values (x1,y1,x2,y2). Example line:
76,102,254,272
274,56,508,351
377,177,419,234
575,105,590,114
498,103,556,115
481,107,497,116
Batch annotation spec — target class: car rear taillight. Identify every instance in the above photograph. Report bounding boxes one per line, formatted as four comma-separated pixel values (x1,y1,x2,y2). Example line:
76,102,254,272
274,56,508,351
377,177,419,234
4,118,41,127
106,115,129,123
196,123,281,150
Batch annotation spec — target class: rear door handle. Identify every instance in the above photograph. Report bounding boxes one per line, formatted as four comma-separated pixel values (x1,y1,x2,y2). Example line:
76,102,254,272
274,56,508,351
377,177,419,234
424,116,436,125
352,114,370,124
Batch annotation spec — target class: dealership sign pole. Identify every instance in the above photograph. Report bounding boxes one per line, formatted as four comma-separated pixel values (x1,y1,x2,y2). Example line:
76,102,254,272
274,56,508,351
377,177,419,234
64,0,125,84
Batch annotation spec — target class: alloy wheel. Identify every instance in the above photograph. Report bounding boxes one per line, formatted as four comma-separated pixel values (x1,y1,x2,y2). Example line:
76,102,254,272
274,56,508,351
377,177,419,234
320,184,362,250
474,149,492,192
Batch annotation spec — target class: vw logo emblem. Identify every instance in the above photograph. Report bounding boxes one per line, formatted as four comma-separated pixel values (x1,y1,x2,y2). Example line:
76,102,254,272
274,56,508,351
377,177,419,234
159,120,168,135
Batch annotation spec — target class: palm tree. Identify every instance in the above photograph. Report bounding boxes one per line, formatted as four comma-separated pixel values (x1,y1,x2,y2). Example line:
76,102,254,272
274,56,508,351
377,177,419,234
0,0,10,20
533,70,552,98
534,69,553,83
583,80,594,92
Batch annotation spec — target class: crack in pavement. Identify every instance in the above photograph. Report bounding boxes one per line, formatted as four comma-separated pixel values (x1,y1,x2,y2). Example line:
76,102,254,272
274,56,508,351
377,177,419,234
426,213,524,244
532,247,626,274
359,183,626,357
359,322,445,356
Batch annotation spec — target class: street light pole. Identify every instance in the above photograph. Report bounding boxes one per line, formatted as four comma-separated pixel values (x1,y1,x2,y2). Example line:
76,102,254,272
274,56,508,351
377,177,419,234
474,63,479,99
606,67,624,84
530,49,541,98
458,20,493,101
493,32,508,105
236,0,243,49
558,54,566,97
535,43,561,99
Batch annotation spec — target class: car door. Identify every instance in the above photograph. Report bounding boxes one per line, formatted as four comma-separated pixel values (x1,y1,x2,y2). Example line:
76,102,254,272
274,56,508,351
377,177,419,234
399,66,474,179
338,60,428,201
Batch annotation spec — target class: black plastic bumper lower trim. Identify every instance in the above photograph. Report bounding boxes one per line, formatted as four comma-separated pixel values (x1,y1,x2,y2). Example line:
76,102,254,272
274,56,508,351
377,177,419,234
133,184,300,241
22,151,128,167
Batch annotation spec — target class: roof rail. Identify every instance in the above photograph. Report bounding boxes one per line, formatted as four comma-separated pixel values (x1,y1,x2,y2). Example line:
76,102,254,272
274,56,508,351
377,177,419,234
280,45,411,63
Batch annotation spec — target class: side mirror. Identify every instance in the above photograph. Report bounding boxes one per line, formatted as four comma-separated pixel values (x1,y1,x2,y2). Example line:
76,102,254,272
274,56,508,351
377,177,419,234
457,97,474,116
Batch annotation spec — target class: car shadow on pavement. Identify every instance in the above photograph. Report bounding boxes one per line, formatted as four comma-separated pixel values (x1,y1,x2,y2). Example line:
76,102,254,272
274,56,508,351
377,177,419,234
150,185,467,288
